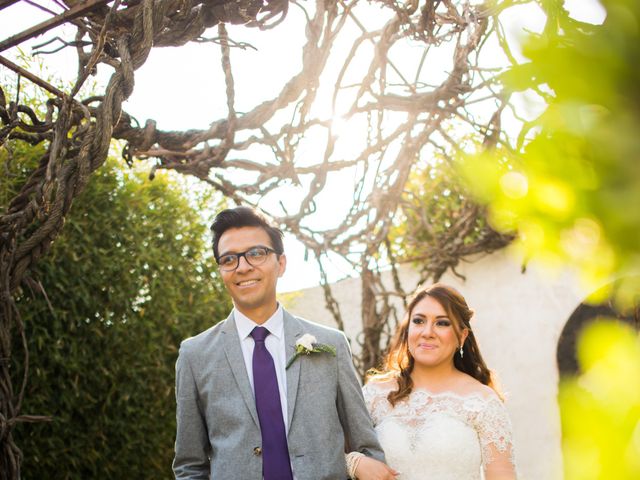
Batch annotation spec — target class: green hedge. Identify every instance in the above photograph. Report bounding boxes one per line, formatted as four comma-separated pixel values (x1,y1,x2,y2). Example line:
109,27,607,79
3,146,230,479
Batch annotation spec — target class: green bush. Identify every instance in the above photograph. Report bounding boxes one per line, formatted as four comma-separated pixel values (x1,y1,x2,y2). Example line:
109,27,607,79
3,145,230,479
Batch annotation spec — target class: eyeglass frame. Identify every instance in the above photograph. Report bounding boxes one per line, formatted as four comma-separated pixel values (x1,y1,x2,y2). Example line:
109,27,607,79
216,245,279,272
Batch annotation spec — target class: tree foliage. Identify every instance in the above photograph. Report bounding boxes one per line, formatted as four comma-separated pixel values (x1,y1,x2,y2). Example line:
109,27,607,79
2,144,230,478
389,151,512,283
461,0,640,304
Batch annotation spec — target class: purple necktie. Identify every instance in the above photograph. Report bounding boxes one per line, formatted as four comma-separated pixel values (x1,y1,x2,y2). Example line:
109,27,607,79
251,327,293,480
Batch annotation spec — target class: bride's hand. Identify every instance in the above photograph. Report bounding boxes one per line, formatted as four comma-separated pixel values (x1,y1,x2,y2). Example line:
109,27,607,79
354,456,399,480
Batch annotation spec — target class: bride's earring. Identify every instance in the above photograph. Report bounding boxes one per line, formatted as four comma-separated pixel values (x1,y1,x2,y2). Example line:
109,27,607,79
459,345,464,358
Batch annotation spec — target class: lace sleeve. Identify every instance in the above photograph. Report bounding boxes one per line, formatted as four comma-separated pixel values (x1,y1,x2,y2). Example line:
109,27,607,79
475,396,517,479
362,381,392,427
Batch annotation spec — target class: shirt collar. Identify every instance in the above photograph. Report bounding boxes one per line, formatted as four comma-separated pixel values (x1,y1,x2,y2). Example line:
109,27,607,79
234,304,284,340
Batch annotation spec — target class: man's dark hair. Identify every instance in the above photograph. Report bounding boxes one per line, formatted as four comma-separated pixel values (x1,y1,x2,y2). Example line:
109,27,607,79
210,207,284,260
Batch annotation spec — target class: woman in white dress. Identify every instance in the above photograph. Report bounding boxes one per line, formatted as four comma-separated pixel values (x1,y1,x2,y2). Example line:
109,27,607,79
347,283,517,480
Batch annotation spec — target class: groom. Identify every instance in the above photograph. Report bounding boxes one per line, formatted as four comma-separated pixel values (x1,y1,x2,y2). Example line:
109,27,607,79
173,207,386,479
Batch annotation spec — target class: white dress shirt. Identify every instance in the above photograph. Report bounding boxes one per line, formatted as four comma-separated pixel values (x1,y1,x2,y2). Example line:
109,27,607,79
234,305,289,433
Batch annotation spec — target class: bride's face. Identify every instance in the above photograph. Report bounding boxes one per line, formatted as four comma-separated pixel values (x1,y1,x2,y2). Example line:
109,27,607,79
407,295,467,369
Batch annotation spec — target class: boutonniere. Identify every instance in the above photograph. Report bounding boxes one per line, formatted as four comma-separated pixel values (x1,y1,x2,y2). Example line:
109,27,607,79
286,334,336,369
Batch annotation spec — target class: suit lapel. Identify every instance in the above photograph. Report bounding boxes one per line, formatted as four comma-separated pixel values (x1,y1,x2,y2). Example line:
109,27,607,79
221,313,260,427
283,311,303,429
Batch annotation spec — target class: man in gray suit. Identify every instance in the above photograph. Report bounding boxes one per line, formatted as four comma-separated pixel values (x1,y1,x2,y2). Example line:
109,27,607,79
173,207,392,479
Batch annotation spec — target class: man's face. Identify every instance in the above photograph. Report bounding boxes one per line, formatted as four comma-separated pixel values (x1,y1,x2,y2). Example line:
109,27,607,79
217,226,286,319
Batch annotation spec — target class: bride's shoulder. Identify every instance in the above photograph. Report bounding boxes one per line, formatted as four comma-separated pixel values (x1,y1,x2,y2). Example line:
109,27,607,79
456,374,501,402
363,375,397,395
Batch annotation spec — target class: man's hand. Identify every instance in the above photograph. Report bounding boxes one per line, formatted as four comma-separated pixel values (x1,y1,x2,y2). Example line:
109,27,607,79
355,456,399,480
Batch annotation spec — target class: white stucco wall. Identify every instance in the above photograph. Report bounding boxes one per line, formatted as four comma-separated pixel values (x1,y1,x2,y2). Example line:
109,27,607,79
279,249,589,480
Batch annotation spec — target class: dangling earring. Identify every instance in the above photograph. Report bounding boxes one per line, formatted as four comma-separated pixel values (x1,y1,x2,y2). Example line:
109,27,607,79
459,345,464,358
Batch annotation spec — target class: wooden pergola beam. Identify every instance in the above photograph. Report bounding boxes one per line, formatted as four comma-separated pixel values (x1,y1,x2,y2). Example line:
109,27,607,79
0,54,67,99
0,0,21,11
0,0,112,53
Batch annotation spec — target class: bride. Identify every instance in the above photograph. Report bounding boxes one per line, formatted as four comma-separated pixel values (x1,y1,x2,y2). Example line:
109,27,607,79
347,283,517,480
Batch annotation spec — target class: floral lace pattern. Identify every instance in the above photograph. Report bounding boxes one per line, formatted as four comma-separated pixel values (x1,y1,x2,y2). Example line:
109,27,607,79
363,381,516,480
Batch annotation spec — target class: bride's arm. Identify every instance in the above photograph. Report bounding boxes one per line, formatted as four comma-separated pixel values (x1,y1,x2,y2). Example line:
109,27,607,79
346,452,399,480
483,443,517,480
345,382,399,479
477,397,518,480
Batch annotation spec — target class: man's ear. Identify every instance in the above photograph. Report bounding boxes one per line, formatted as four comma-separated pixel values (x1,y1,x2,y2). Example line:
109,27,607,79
278,253,287,277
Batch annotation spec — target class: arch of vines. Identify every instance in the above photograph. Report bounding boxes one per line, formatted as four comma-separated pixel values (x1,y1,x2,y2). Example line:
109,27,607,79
0,0,519,475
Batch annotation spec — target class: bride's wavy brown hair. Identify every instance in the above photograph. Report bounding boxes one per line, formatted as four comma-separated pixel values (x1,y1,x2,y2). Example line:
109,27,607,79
368,283,502,406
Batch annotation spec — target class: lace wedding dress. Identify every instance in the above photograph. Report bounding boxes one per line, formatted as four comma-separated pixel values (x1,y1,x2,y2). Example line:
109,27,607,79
363,381,517,480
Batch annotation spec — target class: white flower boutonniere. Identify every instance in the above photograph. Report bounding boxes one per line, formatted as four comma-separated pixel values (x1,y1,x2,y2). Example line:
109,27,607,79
286,333,336,369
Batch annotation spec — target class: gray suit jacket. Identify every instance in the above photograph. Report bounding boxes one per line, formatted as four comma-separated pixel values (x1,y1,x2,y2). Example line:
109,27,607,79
173,309,384,479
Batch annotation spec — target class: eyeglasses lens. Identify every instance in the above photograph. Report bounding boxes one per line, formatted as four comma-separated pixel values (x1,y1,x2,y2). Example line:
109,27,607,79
219,248,270,271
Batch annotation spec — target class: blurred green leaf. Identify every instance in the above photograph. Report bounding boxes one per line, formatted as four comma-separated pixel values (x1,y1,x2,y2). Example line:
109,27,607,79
559,321,640,479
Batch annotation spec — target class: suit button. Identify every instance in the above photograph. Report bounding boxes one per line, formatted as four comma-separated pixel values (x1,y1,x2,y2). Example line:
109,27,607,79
253,447,262,456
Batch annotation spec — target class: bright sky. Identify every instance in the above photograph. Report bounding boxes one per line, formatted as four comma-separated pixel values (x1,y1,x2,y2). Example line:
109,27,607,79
1,0,605,292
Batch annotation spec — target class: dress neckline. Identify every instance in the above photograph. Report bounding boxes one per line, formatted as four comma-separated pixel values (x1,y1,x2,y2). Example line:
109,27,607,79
409,387,496,403
366,380,497,403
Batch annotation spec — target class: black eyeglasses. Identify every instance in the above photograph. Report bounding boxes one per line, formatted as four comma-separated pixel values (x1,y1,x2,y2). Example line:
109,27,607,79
217,246,278,272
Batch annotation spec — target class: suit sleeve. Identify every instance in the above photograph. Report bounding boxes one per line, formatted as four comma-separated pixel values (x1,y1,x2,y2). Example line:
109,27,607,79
172,344,211,479
335,333,386,462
